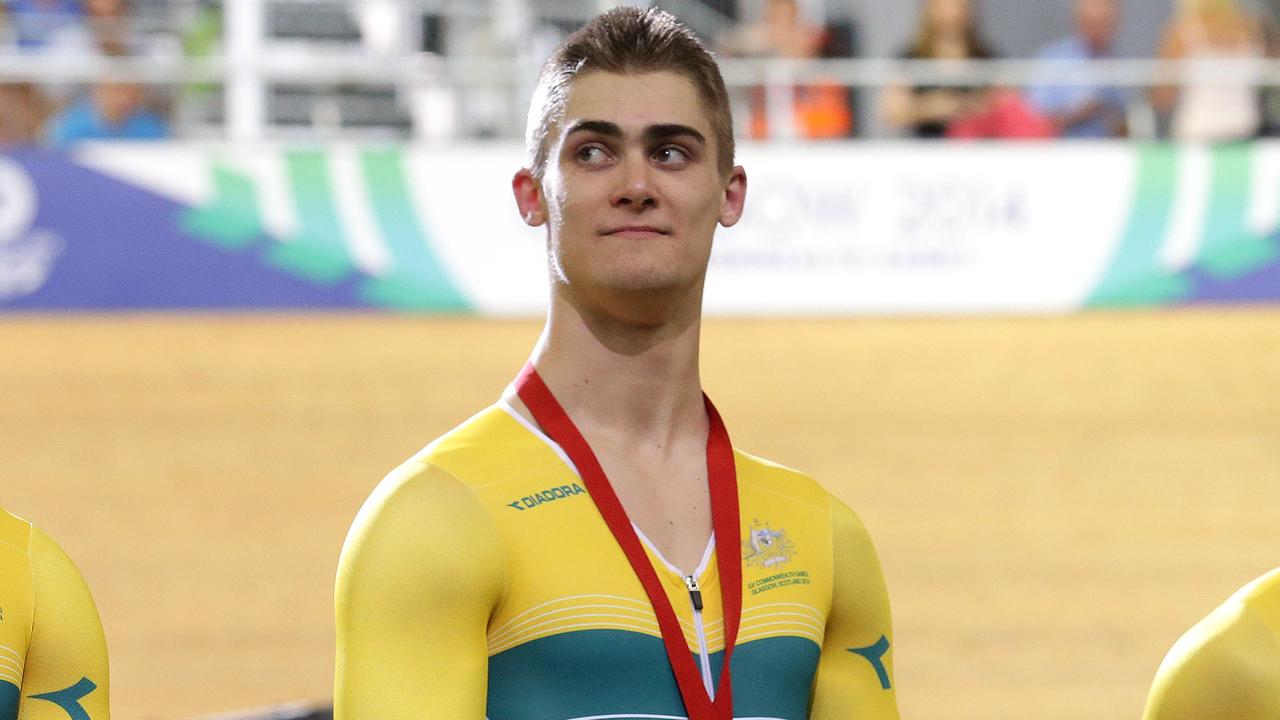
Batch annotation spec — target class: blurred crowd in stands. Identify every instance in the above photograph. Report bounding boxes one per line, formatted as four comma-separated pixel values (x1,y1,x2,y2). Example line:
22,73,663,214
732,0,1278,140
1,0,1279,145
0,0,180,144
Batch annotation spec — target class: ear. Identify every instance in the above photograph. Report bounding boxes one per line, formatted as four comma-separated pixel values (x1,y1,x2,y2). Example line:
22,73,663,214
718,166,747,228
512,169,547,227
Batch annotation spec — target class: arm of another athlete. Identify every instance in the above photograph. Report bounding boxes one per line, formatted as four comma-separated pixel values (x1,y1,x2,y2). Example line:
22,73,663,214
809,498,899,720
19,528,110,720
1143,600,1280,720
335,461,506,719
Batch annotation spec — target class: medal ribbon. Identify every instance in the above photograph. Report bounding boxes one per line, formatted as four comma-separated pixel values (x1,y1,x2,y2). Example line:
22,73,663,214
514,363,742,720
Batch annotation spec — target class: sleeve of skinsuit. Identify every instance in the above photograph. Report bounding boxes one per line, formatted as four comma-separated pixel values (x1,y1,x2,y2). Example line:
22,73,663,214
809,497,899,720
335,461,507,720
1142,599,1280,720
20,527,111,720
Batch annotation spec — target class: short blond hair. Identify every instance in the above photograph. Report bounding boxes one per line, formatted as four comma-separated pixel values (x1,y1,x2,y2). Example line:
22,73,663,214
524,7,735,180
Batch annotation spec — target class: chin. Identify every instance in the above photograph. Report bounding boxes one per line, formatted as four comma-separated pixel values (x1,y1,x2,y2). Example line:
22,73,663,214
596,263,695,294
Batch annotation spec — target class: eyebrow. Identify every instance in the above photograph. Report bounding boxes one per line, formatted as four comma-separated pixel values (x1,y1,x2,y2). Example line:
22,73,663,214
563,120,706,146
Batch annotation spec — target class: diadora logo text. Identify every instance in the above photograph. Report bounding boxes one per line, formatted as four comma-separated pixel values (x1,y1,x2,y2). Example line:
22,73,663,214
507,483,587,510
0,157,62,302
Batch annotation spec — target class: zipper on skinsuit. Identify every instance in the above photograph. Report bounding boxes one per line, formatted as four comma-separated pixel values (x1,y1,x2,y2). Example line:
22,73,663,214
684,574,715,697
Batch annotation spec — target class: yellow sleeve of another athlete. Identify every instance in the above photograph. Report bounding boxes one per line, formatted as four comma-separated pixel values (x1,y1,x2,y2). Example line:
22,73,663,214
809,497,899,720
1143,600,1280,720
19,528,110,720
335,461,506,720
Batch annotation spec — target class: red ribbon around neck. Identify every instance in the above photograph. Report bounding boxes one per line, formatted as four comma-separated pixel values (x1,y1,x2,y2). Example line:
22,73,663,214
514,362,742,720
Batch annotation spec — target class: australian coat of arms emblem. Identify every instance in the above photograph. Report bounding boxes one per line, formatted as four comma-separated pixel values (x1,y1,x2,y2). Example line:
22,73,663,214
742,519,796,569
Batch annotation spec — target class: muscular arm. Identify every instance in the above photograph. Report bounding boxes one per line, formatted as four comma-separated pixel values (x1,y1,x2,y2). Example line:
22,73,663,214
20,528,110,720
334,462,506,720
1143,600,1280,720
809,498,899,720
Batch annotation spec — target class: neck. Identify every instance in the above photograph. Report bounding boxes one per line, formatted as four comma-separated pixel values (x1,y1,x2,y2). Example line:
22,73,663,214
511,283,708,452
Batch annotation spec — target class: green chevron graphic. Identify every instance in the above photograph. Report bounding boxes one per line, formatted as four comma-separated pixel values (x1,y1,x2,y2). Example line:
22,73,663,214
1197,143,1279,279
1087,144,1192,307
172,144,1278,314
357,149,468,311
181,164,262,249
179,148,472,310
263,150,354,284
1088,143,1280,308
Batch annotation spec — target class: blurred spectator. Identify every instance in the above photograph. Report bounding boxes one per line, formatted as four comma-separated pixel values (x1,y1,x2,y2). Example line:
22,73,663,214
32,0,143,106
721,0,853,139
1025,0,1128,138
47,77,168,147
722,0,822,59
4,0,80,50
1153,0,1265,140
1255,0,1280,135
41,0,134,61
947,88,1058,138
881,0,997,138
0,83,51,144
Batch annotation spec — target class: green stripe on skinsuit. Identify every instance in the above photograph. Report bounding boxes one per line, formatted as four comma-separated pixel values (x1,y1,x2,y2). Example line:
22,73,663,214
0,679,18,720
486,629,819,720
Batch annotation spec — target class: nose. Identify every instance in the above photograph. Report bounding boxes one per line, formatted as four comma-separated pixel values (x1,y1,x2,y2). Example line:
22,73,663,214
612,154,658,210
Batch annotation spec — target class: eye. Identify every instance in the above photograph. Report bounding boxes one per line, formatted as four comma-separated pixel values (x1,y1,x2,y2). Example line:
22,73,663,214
653,145,691,167
574,144,611,166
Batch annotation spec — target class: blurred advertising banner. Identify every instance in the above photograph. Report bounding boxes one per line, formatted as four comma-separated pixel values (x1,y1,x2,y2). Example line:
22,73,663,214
1,142,1277,314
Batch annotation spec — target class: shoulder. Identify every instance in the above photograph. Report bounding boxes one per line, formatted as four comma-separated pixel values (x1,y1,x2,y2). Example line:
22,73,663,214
342,405,520,560
0,507,33,555
338,426,509,613
20,521,101,632
1145,570,1280,720
734,450,875,544
25,521,92,588
351,453,489,541
735,449,834,511
1234,567,1280,636
734,450,873,528
408,403,547,488
338,451,506,597
0,508,35,639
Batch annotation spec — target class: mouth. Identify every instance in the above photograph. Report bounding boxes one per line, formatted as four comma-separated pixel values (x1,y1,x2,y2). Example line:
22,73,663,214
601,225,671,239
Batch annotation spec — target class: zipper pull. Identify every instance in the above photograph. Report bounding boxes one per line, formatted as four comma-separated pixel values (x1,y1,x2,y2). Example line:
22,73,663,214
684,574,704,611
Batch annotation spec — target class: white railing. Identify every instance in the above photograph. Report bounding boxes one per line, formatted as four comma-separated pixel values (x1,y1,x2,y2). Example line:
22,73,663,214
7,55,1280,87
2,0,1277,140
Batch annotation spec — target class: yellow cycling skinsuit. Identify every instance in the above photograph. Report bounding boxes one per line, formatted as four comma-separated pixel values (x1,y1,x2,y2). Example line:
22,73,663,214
0,507,110,720
1143,567,1280,720
336,402,898,719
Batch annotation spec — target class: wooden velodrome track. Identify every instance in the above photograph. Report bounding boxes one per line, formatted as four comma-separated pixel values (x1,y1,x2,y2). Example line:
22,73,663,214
2,310,1278,720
